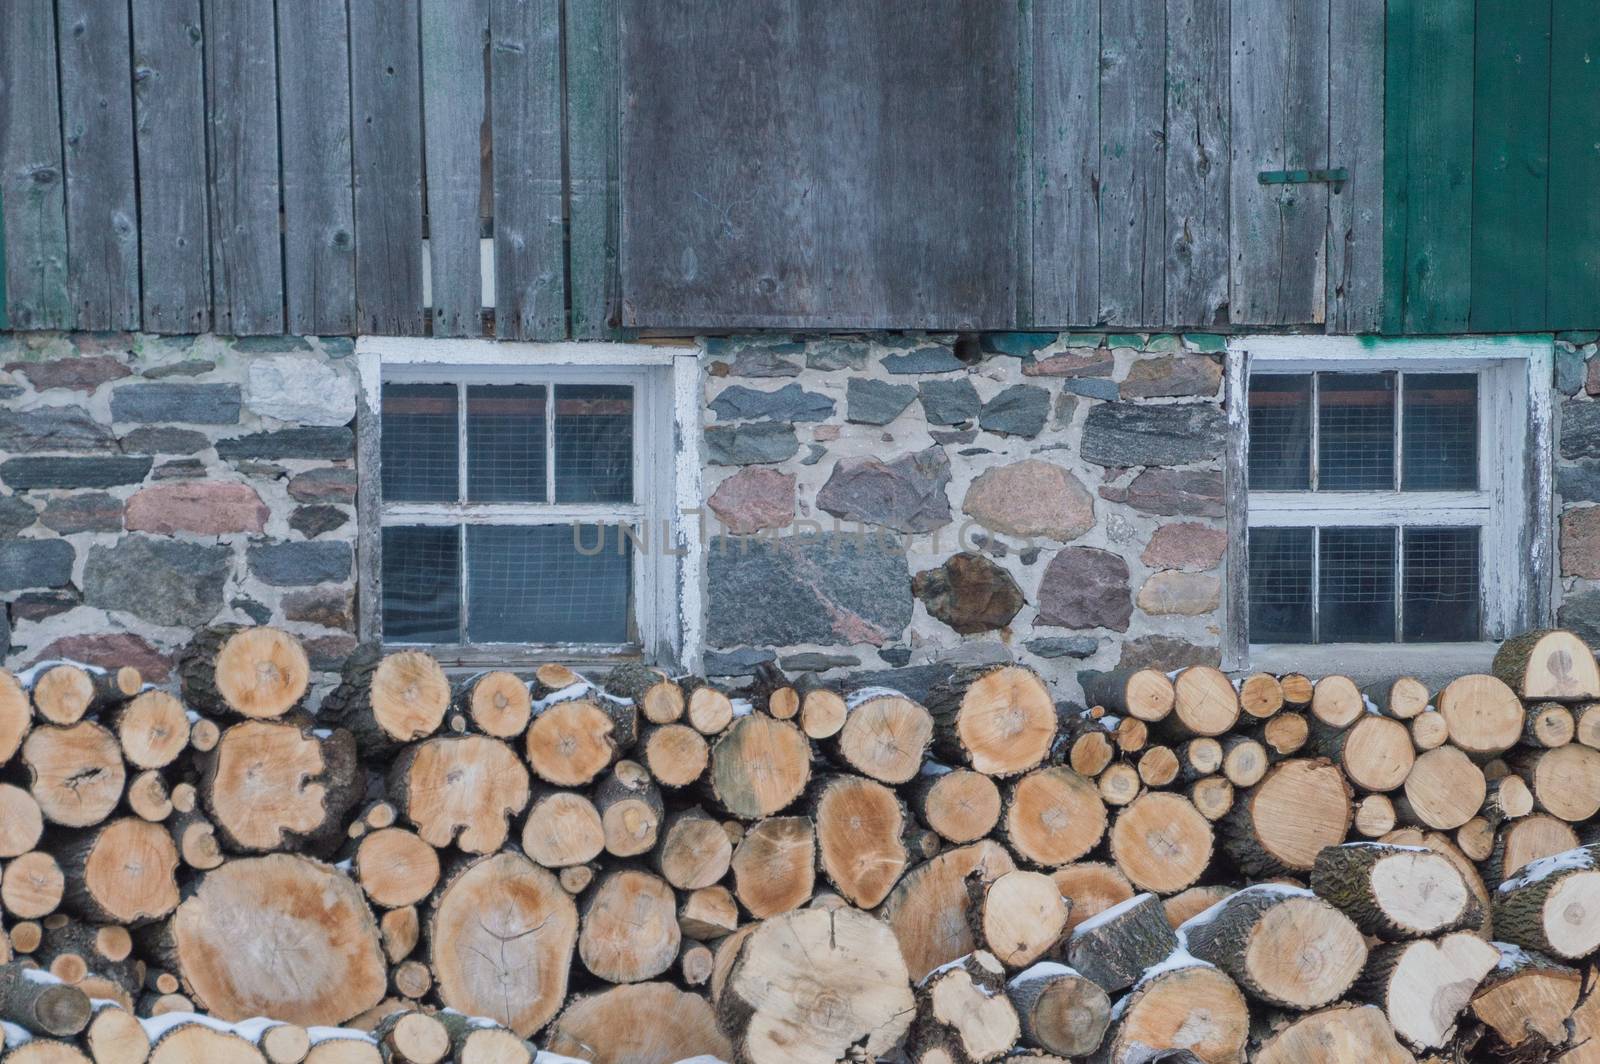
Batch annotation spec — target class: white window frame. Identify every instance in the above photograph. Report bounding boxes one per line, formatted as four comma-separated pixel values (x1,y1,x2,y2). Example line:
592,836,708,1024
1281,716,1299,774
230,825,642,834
1223,336,1554,674
355,337,705,672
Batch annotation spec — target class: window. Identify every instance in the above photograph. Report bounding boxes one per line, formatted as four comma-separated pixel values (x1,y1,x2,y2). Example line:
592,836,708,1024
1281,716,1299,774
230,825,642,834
1228,338,1553,664
355,339,704,668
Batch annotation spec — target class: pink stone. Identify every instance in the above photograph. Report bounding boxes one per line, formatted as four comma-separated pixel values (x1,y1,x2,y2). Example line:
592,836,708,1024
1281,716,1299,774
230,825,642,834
6,355,131,391
25,633,171,681
962,459,1094,541
813,425,841,441
708,468,795,535
1137,570,1221,616
1562,506,1600,578
125,482,270,535
1142,522,1228,571
1022,350,1115,378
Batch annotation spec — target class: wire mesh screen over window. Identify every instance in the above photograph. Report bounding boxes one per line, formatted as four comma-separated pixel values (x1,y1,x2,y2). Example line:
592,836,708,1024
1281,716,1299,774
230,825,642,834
379,381,638,647
1246,370,1483,644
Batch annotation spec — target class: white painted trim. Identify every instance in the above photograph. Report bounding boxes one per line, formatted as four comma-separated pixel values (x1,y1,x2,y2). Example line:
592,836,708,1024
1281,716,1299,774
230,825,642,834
672,352,706,673
1229,334,1553,360
420,237,496,310
356,335,684,366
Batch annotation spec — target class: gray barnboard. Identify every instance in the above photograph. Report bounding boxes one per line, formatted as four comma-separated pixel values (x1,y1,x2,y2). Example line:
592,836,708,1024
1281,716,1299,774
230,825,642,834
1164,0,1230,327
0,0,72,330
1229,0,1330,325
351,0,426,336
203,0,283,335
491,0,566,340
1326,0,1384,334
566,0,622,338
1098,0,1166,326
619,0,1019,330
1031,0,1100,327
130,0,210,334
57,0,140,331
276,0,356,335
421,0,488,337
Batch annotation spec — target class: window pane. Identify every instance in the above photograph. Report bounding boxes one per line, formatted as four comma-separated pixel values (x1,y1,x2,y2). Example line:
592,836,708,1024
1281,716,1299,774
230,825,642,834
1248,527,1314,643
1402,374,1478,490
466,524,633,644
1319,527,1396,642
1403,527,1481,641
381,383,459,502
467,384,547,502
1248,375,1312,490
1318,373,1395,490
554,385,634,503
382,525,461,643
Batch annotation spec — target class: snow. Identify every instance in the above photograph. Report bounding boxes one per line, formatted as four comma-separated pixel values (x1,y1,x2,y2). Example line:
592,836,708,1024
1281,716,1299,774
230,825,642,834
15,658,105,686
138,1010,383,1046
1179,884,1305,933
311,728,333,739
1071,892,1153,936
21,968,62,985
1,1022,30,1049
1341,840,1429,852
729,698,755,718
1363,695,1380,715
918,760,954,777
531,682,600,713
919,953,976,985
846,686,910,709
1497,845,1598,893
1492,942,1536,971
1007,961,1080,988
308,1026,379,1046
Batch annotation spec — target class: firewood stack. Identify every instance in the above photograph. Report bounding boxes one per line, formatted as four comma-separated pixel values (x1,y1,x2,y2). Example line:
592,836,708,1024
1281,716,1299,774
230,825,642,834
5,626,1600,1061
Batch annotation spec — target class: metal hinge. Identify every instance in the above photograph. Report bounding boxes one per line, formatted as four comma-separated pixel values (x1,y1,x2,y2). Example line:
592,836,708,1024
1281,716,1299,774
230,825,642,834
1258,168,1349,190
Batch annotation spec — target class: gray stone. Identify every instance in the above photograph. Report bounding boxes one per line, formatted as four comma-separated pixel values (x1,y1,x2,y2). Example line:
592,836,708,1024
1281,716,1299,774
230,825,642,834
1119,355,1223,399
709,383,834,422
1037,547,1133,631
303,634,359,671
979,384,1051,438
0,407,116,452
84,537,229,626
930,429,978,445
1061,378,1120,400
0,496,37,537
120,426,212,455
1081,402,1227,467
706,532,913,647
1054,393,1079,426
703,647,777,677
319,336,356,358
215,427,354,461
721,348,803,377
705,423,800,466
231,597,274,625
0,539,74,592
40,493,123,534
805,341,868,371
110,383,241,424
1099,468,1224,516
779,652,861,671
289,505,350,538
841,664,953,704
231,335,312,352
1,456,153,489
919,379,981,426
11,589,79,622
244,356,358,426
912,552,1025,634
980,333,1056,358
142,359,216,380
846,378,917,425
1116,635,1220,671
817,446,952,533
1559,590,1600,646
151,459,206,480
1024,635,1100,659
1562,400,1600,459
288,466,357,503
283,587,354,630
1559,460,1600,502
801,443,827,466
247,540,354,586
883,347,964,374
1556,347,1586,396
878,646,912,667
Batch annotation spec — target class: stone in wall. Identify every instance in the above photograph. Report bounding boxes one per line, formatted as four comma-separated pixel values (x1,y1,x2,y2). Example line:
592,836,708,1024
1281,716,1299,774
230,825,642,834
125,483,269,535
1141,522,1227,570
816,447,952,534
705,423,799,465
84,536,231,627
962,459,1093,541
1563,507,1600,579
245,356,359,426
1118,354,1222,399
1037,547,1133,632
978,384,1050,437
1136,571,1222,616
111,382,242,424
1100,469,1225,516
846,378,918,425
912,552,1024,634
1081,402,1227,467
709,383,834,422
707,468,796,534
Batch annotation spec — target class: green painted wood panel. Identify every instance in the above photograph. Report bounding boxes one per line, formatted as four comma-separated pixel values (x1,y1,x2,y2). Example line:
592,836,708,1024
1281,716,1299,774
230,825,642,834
1469,0,1550,332
1549,0,1600,328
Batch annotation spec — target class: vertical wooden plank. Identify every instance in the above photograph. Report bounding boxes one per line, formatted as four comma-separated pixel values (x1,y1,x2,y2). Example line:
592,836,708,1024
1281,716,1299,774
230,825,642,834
1326,0,1384,333
203,0,282,335
1164,0,1229,326
277,0,356,335
131,0,210,334
0,185,7,330
1548,0,1600,328
1470,0,1550,332
421,0,487,337
57,0,140,330
567,0,621,337
1229,0,1330,326
350,0,426,336
1031,0,1099,326
1099,0,1165,326
0,0,72,330
490,0,566,340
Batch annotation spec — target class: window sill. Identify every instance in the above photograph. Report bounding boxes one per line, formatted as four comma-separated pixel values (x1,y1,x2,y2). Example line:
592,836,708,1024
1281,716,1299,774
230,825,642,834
1244,642,1499,689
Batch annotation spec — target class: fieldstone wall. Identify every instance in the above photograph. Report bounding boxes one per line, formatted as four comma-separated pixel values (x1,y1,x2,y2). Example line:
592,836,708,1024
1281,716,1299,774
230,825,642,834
698,333,1231,703
1555,333,1600,643
0,332,359,681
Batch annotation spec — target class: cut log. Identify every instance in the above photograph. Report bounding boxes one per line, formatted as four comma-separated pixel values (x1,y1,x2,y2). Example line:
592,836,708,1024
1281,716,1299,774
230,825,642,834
1398,745,1485,830
1436,674,1524,757
1065,893,1177,992
1188,776,1234,821
147,1024,266,1063
58,817,179,925
1096,763,1141,806
179,625,310,720
391,957,431,1000
1115,717,1148,754
1354,794,1398,837
748,662,800,720
1109,792,1213,894
592,760,664,858
1164,666,1239,738
1456,817,1495,861
546,982,731,1064
32,665,96,725
169,854,387,1026
0,669,30,764
1364,676,1431,720
354,828,440,909
1162,885,1234,927
1314,714,1414,792
678,938,714,986
1005,962,1110,1058
1493,628,1600,701
1485,813,1580,888
519,790,604,869
261,1024,311,1064
602,661,683,725
717,906,915,1064
318,646,450,757
375,1012,449,1064
1221,758,1353,877
1136,745,1180,787
1068,730,1115,777
0,963,91,1036
1178,737,1223,778
22,722,126,827
1253,1003,1419,1064
85,1006,151,1064
1051,862,1135,933
1238,673,1284,719
1312,842,1480,939
639,722,709,788
1310,675,1363,728
813,775,908,908
882,841,1017,980
729,816,815,918
0,784,43,857
1262,711,1310,757
305,1044,382,1064
429,853,578,1037
654,807,733,890
455,671,532,739
1493,845,1600,960
1279,672,1314,707
681,678,734,736
1181,884,1366,1009
35,921,139,1003
127,770,172,823
1083,668,1175,722
905,949,1020,1064
379,906,419,964
1526,701,1578,748
433,1012,535,1064
203,720,361,853
1482,774,1535,824
1561,967,1600,1064
929,665,1057,778
912,767,1001,844
679,885,739,940
795,673,847,740
1004,766,1106,867
1096,961,1249,1064
3,851,65,919
1470,944,1582,1048
829,689,933,784
1513,743,1600,821
1220,736,1267,787
706,713,811,818
523,690,637,788
1409,709,1449,751
389,735,531,853
1579,702,1600,749
169,811,224,872
1354,931,1499,1049
968,869,1069,970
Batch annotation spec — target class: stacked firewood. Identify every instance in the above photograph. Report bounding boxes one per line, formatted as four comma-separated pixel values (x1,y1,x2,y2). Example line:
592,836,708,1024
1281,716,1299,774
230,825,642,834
2,625,1600,1062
